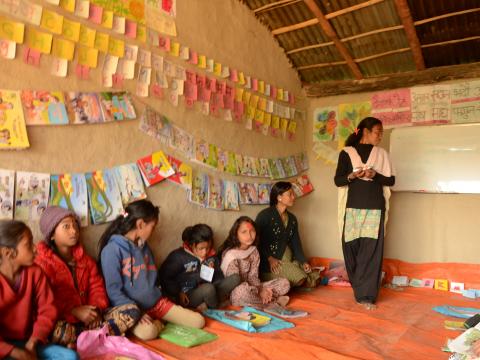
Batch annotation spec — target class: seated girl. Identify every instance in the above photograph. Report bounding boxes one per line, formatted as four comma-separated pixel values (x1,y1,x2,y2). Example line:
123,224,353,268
219,216,290,307
35,206,140,347
159,224,240,310
0,220,78,360
99,200,205,338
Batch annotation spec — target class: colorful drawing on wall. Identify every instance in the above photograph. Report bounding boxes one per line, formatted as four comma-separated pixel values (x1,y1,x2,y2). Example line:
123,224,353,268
450,80,480,124
0,90,29,149
189,172,208,207
313,106,337,142
0,169,15,220
291,174,314,197
14,171,50,222
257,183,271,205
166,155,192,189
280,156,297,178
137,150,175,187
49,173,89,226
66,92,105,124
99,92,136,121
20,91,69,126
258,158,271,178
223,180,240,211
170,125,194,159
241,156,258,177
85,169,124,225
371,88,412,129
239,183,259,205
139,106,172,145
113,163,147,206
268,159,286,180
207,176,223,210
337,101,372,149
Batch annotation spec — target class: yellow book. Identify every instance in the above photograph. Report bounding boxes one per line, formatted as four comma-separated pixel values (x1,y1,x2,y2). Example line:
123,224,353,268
0,90,29,149
434,279,449,291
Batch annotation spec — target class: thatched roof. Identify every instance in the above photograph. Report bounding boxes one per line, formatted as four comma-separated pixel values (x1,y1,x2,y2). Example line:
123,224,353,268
240,0,480,96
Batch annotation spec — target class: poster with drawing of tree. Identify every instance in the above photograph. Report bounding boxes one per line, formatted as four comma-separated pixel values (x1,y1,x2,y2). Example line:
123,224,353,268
338,101,372,149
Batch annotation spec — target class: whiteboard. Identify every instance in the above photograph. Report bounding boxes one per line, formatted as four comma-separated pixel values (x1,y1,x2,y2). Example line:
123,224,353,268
390,123,480,193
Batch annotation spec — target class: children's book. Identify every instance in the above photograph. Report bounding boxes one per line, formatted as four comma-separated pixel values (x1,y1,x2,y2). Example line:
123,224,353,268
280,156,297,178
234,153,244,175
112,163,147,206
241,156,257,177
392,275,409,286
257,183,272,205
435,279,450,291
159,323,218,348
189,172,209,207
166,155,192,189
291,175,314,197
170,125,194,159
409,278,424,288
0,169,15,220
258,158,271,178
85,169,124,225
294,152,309,172
262,304,308,319
14,171,50,222
448,322,480,357
239,183,259,205
98,92,136,121
206,144,218,168
451,282,466,294
20,90,69,125
194,139,209,165
217,147,236,174
423,278,435,288
49,173,89,226
444,320,466,331
224,311,271,328
268,159,286,180
65,92,105,124
0,90,29,149
207,176,224,210
137,151,175,187
139,106,172,145
223,180,240,211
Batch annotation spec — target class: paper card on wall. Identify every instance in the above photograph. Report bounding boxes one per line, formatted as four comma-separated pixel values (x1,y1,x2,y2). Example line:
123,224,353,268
313,106,337,142
270,115,280,137
180,45,189,60
234,87,244,102
265,83,271,97
62,18,81,42
0,18,25,43
0,40,16,59
451,80,480,123
75,0,90,18
220,65,229,79
229,68,238,82
25,28,52,54
136,25,146,42
280,118,289,138
450,282,465,294
23,47,41,66
151,84,163,98
237,71,245,85
170,41,180,56
101,10,114,29
258,80,265,94
205,58,214,72
112,16,126,34
0,90,29,149
78,26,96,48
124,19,137,38
289,93,295,105
270,86,277,99
251,78,258,92
147,29,159,46
155,71,168,88
103,54,119,74
258,98,266,112
123,44,138,62
60,0,75,12
137,66,152,84
262,112,272,136
283,90,289,102
276,88,284,101
188,49,198,64
14,172,50,222
249,94,259,108
197,55,206,69
0,0,42,25
245,76,251,89
50,57,68,77
0,169,14,220
45,0,60,4
233,100,244,122
207,176,224,211
112,73,124,88
175,65,186,80
213,62,222,76
159,36,171,51
172,79,184,95
94,32,109,52
52,38,75,60
75,64,90,80
287,120,297,141
434,279,449,291
242,90,251,105
89,3,103,24
136,49,151,67
337,101,372,148
77,45,98,68
253,109,264,132
151,54,164,72
371,88,411,128
108,38,125,57
136,82,149,97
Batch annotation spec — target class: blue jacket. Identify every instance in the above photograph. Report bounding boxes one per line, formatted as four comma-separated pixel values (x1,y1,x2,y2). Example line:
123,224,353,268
100,234,162,310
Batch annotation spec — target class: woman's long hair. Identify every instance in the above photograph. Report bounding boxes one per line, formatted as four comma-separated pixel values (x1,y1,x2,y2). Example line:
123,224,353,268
345,117,382,147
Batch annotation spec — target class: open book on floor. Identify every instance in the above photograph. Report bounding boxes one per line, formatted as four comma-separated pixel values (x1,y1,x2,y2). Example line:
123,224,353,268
224,310,271,328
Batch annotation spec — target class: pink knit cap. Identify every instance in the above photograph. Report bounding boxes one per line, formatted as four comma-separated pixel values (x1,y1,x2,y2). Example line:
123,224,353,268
39,206,80,241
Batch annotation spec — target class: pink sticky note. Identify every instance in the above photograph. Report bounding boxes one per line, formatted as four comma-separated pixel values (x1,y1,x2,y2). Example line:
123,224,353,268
252,78,258,92
89,3,103,24
162,0,173,12
230,69,238,82
189,50,198,64
23,47,41,66
75,64,90,80
125,20,137,39
271,86,277,99
152,84,164,99
289,93,295,105
112,73,124,88
159,36,171,52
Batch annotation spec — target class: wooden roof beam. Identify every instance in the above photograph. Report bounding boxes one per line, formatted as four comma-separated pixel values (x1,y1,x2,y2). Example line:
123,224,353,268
303,0,363,80
414,7,480,26
253,0,301,14
271,18,319,35
394,0,425,70
324,0,385,19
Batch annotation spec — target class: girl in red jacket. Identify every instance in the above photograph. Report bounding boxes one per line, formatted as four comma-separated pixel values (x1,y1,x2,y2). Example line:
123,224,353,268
0,220,78,360
35,206,140,348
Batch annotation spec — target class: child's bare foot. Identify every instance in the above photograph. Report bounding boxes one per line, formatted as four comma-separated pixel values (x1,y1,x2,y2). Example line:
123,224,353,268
276,295,290,307
196,302,208,312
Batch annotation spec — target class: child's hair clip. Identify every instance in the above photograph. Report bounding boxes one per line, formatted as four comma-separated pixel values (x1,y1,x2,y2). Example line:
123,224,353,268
354,127,360,135
123,211,129,218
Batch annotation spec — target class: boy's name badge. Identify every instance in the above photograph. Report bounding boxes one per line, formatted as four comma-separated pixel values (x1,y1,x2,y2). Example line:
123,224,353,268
200,264,214,282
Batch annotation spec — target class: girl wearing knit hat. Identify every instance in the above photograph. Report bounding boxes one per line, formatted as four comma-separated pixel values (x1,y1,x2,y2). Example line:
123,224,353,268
35,206,140,347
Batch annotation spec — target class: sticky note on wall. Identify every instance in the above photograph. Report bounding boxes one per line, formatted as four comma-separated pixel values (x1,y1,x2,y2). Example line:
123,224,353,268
0,18,25,43
25,28,53,54
52,37,75,60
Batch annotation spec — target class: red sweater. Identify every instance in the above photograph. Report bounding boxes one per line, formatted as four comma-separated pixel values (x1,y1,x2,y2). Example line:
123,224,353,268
35,242,109,323
0,266,57,358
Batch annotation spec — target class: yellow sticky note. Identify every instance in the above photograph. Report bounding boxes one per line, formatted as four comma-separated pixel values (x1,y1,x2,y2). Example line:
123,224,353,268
272,115,280,129
235,88,244,102
60,0,75,12
170,41,180,57
258,80,265,94
78,26,96,47
434,279,449,291
52,37,75,60
238,72,245,85
101,10,113,29
0,17,24,43
198,55,206,69
246,105,255,120
259,98,267,111
213,62,222,76
254,109,264,124
136,25,146,43
25,28,53,54
280,118,288,131
288,120,297,133
94,32,109,52
108,37,124,57
77,45,98,68
243,91,251,104
249,94,259,108
62,18,81,42
41,10,64,34
277,88,284,101
264,112,272,126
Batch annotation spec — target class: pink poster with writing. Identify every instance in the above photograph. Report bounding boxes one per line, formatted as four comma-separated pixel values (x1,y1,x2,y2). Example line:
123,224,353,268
371,88,412,128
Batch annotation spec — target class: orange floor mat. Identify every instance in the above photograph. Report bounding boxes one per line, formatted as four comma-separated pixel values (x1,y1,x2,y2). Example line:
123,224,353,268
133,259,480,360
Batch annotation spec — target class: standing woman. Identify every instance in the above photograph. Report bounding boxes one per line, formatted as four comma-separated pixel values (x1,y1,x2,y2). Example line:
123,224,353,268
334,117,395,309
256,182,319,288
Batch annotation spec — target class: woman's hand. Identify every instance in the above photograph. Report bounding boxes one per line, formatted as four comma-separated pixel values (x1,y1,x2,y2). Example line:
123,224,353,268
139,313,153,325
259,287,273,304
303,263,312,274
348,170,364,181
268,256,282,274
71,305,98,325
179,292,190,306
10,347,37,360
364,169,376,179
